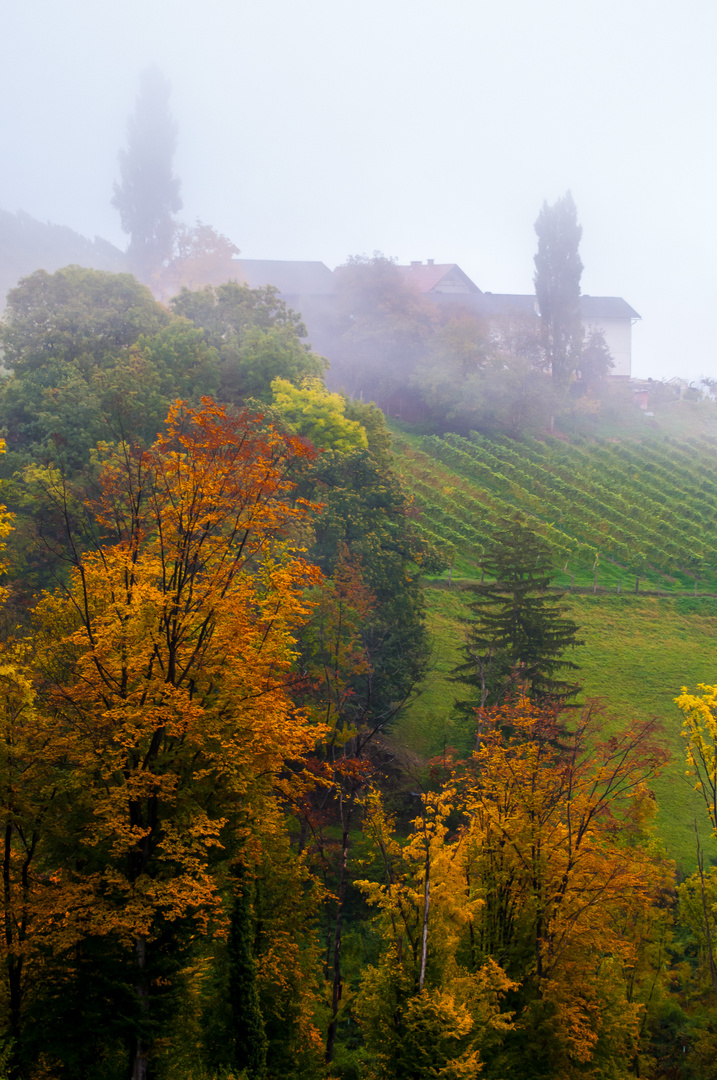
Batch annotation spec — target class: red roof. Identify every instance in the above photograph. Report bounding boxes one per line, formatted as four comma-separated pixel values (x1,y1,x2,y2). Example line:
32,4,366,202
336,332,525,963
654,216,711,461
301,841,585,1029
397,261,482,295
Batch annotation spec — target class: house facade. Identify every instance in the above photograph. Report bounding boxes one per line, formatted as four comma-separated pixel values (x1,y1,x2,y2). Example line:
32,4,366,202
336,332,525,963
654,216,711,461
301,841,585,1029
394,261,639,378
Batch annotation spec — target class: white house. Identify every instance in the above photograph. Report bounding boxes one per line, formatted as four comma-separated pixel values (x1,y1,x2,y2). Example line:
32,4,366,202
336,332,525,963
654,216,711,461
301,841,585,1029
395,261,640,378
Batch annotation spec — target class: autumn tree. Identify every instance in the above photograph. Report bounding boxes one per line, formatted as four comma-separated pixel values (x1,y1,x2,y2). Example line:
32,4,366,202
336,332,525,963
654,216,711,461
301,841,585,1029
157,221,239,300
355,786,516,1080
112,67,183,284
10,401,323,1079
462,698,669,1078
534,191,584,386
453,516,582,713
675,684,717,1016
353,698,668,1079
271,377,368,454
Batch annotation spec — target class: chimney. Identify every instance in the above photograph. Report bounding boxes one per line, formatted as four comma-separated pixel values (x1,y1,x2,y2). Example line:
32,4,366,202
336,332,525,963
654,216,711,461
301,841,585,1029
410,260,421,267
427,259,434,266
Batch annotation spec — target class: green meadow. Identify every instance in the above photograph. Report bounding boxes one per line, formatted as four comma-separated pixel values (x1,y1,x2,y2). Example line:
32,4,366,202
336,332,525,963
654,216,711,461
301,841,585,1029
395,585,717,874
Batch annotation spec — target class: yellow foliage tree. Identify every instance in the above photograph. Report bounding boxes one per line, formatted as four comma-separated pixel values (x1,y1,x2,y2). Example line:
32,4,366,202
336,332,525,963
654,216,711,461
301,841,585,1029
355,787,516,1079
271,377,368,453
18,400,324,1078
675,685,717,998
462,698,670,1078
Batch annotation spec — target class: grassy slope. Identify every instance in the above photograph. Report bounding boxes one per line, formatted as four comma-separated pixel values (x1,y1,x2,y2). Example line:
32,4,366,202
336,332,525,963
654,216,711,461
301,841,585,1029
394,585,717,874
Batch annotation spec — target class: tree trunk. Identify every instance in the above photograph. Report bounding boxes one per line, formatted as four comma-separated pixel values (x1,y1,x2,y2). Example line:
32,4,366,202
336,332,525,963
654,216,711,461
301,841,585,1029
229,875,267,1078
695,825,717,993
129,936,149,1080
419,847,430,991
325,801,353,1063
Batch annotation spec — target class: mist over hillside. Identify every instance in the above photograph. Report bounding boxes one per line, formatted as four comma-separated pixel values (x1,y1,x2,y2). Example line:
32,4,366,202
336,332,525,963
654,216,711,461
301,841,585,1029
0,208,126,307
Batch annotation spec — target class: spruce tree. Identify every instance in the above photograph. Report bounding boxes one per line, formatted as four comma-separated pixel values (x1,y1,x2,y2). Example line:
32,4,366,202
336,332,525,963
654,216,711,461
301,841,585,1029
112,67,182,283
453,516,583,710
533,191,584,386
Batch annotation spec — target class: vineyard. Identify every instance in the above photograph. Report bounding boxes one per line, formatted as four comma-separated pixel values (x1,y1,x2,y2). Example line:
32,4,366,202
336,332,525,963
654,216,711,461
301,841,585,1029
391,429,717,592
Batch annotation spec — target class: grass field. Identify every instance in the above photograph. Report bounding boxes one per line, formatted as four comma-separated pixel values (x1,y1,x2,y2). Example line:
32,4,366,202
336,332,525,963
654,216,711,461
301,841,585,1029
393,585,717,875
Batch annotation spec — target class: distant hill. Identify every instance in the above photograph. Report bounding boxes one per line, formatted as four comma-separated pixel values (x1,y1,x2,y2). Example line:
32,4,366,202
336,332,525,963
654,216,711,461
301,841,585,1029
0,208,127,305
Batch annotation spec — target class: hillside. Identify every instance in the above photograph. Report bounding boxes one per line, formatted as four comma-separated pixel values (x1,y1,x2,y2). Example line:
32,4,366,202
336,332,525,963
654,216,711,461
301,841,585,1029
392,425,717,593
393,585,714,871
0,208,126,308
389,426,717,869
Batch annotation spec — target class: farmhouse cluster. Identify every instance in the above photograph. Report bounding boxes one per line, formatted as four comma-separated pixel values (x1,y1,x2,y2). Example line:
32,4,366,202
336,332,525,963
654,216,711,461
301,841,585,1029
232,256,640,379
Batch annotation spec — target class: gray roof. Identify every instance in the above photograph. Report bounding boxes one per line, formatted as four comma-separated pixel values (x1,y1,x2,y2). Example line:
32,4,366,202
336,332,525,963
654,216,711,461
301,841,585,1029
476,293,538,317
232,258,335,295
579,295,641,319
477,293,640,321
229,258,639,321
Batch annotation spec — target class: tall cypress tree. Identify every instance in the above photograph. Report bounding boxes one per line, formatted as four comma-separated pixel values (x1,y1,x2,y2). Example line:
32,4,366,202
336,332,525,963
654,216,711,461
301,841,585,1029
112,67,182,283
453,516,583,710
533,191,584,386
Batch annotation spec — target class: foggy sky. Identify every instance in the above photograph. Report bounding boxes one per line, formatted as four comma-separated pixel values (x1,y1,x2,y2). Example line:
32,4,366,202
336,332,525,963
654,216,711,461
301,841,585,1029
2,0,716,382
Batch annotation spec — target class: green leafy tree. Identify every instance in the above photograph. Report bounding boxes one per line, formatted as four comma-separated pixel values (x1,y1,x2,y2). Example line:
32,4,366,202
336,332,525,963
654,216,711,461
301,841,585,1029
0,268,220,600
172,281,326,404
453,516,583,710
534,191,584,386
112,67,183,283
302,448,441,721
0,266,168,378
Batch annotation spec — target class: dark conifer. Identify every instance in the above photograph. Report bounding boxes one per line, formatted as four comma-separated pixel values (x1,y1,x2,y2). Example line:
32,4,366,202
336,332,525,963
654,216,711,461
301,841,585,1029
453,516,583,710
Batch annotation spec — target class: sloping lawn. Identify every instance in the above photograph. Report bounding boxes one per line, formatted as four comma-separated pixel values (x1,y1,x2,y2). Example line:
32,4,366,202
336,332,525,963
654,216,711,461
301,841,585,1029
394,587,717,873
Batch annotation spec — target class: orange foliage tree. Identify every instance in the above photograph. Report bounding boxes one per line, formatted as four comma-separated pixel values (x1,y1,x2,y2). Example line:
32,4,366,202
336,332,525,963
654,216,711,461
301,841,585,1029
462,699,670,1077
353,699,670,1080
10,400,323,1078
